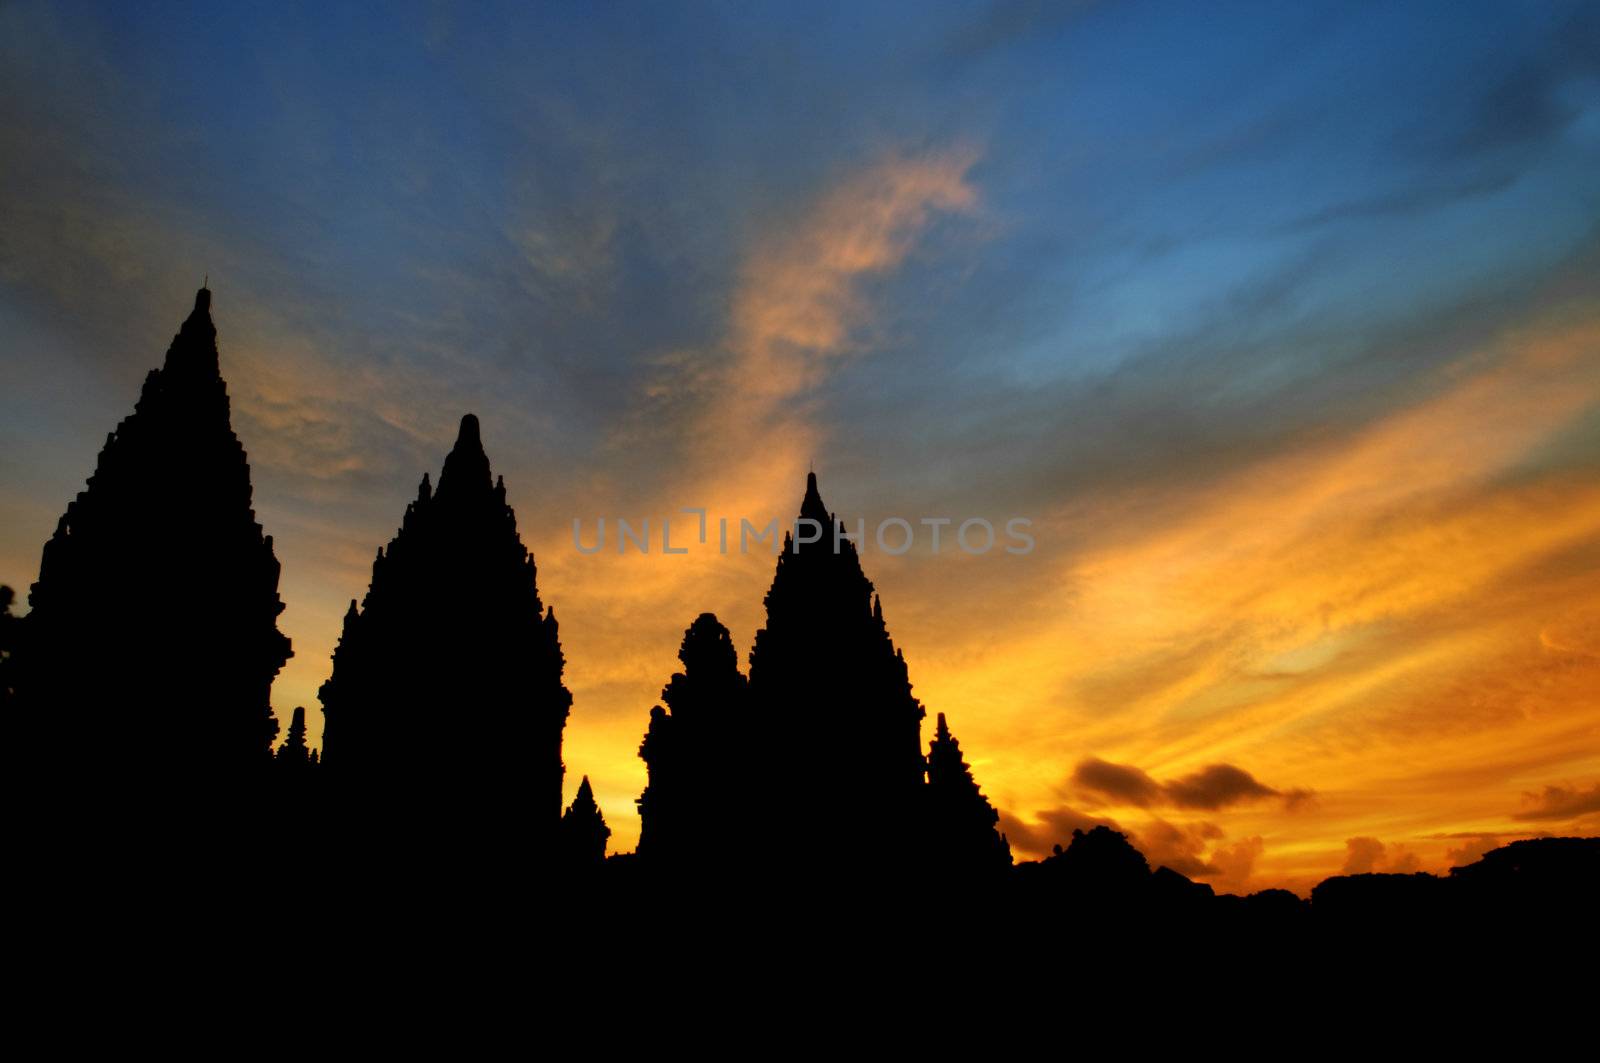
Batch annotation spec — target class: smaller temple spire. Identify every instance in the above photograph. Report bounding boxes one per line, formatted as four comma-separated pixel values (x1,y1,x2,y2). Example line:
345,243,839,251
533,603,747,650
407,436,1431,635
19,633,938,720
275,705,312,768
560,776,610,866
437,413,491,496
799,468,830,529
160,286,219,377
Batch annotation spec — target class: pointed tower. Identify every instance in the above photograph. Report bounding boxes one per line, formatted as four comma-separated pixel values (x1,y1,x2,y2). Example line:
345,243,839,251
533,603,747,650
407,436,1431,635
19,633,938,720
925,713,1011,877
17,288,291,787
318,414,571,844
636,612,749,865
560,776,610,866
275,706,311,769
747,471,926,870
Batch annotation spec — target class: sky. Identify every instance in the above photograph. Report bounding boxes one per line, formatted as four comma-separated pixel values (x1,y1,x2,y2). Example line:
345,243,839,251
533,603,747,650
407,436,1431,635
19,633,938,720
2,0,1598,893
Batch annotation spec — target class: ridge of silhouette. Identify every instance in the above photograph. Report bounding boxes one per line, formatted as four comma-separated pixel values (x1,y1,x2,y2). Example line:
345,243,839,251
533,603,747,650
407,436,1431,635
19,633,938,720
632,473,1016,895
5,293,1595,952
13,288,291,801
1308,834,1600,932
317,413,573,854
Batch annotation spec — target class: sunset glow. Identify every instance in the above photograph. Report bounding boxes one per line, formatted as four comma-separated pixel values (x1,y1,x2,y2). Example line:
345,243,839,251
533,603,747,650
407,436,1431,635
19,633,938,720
2,1,1596,893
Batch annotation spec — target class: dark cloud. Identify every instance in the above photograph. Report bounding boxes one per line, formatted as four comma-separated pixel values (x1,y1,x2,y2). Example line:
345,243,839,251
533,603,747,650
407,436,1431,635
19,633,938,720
1164,763,1280,812
1512,782,1600,822
1071,756,1162,807
1071,756,1312,813
1396,5,1600,169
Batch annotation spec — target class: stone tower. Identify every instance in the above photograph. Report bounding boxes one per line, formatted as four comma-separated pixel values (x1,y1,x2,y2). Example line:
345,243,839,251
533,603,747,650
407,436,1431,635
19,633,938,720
19,287,291,789
746,472,927,871
319,414,571,844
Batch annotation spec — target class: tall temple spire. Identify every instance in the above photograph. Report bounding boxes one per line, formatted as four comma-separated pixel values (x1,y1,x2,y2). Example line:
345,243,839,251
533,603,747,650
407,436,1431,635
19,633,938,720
438,413,491,496
745,469,927,874
16,287,291,790
799,469,829,531
561,776,610,866
319,412,571,853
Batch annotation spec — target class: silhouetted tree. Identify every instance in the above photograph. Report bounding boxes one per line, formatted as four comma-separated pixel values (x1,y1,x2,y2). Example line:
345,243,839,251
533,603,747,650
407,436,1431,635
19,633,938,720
637,613,748,867
924,712,1012,877
13,288,291,795
561,776,610,866
318,414,571,850
1017,825,1154,912
1309,871,1447,929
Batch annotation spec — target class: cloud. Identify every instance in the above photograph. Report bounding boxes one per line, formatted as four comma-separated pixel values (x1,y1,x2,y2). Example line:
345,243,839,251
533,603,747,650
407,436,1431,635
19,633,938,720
1071,756,1312,812
1071,757,1163,807
1340,837,1421,875
1512,782,1600,822
1164,764,1281,812
1135,818,1222,878
1341,836,1386,874
724,148,979,400
1137,821,1265,894
1205,836,1266,895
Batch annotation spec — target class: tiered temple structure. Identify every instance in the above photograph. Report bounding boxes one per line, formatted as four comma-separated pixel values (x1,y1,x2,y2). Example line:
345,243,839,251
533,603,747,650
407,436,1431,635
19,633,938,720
17,288,291,791
318,414,573,847
636,613,749,866
925,712,1012,878
560,776,611,867
746,472,929,870
635,471,1012,879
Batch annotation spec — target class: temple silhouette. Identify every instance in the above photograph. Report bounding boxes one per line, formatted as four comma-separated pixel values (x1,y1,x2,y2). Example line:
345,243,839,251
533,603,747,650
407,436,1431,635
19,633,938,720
633,475,1009,886
4,288,1595,942
12,288,290,809
317,411,572,856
